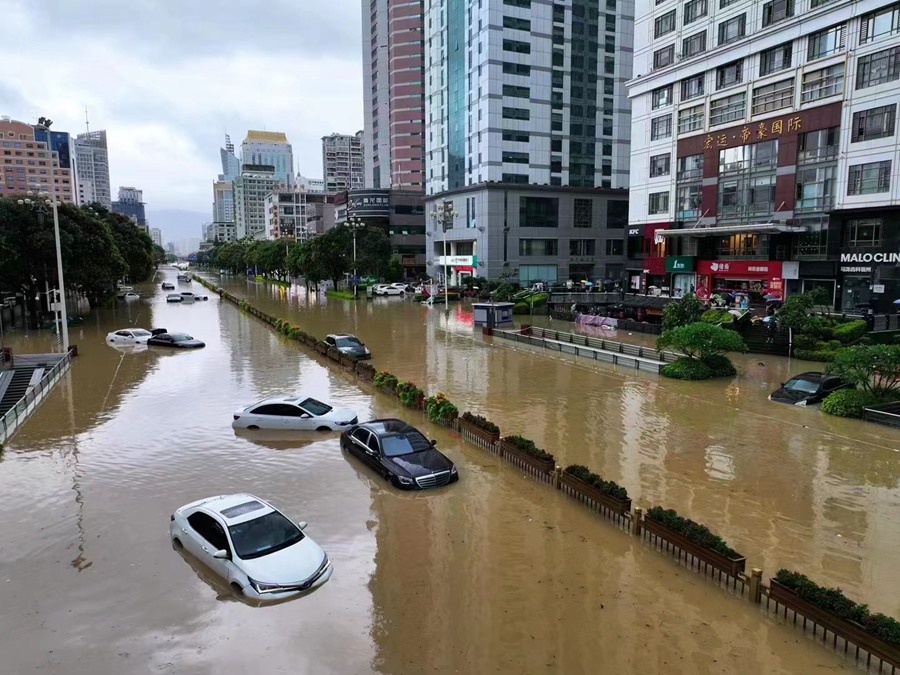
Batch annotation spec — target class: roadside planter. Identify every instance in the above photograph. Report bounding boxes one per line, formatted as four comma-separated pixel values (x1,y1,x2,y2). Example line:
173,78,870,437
458,412,500,445
643,507,746,577
499,436,555,474
560,469,631,516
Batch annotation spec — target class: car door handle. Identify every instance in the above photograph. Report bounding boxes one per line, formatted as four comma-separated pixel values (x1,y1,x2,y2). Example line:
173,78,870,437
181,528,188,534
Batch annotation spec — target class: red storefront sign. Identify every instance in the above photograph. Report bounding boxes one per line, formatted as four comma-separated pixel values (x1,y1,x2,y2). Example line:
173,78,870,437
695,261,784,301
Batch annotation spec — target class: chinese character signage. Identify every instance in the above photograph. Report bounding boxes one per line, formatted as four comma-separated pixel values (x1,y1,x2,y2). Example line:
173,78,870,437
702,116,801,151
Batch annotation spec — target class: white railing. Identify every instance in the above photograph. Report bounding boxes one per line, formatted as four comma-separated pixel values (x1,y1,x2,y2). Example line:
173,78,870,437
0,351,73,445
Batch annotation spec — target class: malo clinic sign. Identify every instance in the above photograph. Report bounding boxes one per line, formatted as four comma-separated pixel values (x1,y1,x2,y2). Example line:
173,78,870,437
840,253,900,263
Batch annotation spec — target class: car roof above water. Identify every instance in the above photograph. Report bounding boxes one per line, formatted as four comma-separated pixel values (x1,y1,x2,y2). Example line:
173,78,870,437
357,418,418,437
181,493,275,524
788,371,828,382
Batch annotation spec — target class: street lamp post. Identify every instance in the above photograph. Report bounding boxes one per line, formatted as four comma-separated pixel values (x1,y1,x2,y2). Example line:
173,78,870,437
346,216,365,297
430,202,458,312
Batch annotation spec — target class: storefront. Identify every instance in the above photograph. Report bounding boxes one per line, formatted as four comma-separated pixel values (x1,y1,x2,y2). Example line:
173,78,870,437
666,257,695,298
437,255,478,285
695,260,784,305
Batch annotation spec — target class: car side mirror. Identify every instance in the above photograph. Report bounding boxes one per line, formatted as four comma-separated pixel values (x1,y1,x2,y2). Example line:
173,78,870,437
300,413,311,419
212,549,229,559
780,382,785,387
430,439,437,446
298,521,308,531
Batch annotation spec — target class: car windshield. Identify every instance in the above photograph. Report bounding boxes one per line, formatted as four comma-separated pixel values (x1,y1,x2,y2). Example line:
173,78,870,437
381,431,432,457
132,329,151,337
336,337,362,348
228,510,304,560
299,398,332,416
783,377,820,394
169,333,193,342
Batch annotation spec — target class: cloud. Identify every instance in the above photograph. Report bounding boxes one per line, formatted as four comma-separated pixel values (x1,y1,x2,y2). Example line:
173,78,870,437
0,0,364,238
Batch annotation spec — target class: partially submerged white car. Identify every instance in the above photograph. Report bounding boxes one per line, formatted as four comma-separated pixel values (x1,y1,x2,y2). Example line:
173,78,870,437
373,284,405,296
106,328,154,345
170,493,332,601
232,396,358,431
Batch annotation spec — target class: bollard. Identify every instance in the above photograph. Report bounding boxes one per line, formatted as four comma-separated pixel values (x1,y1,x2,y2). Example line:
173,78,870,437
554,466,561,490
632,507,643,537
749,568,763,604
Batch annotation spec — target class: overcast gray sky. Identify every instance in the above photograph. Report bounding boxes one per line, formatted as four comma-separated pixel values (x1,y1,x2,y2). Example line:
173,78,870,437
0,0,364,220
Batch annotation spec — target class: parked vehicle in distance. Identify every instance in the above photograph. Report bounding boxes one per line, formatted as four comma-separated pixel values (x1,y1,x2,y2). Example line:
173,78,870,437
769,372,853,405
170,493,332,601
390,282,411,292
325,334,371,359
121,292,141,301
373,284,405,296
340,418,458,490
177,273,191,283
232,395,358,431
167,293,184,303
179,292,208,302
106,328,154,344
147,332,206,349
161,282,175,290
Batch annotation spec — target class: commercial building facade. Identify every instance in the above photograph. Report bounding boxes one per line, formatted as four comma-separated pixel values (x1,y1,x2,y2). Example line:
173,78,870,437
111,186,148,230
241,131,294,185
265,184,333,242
74,129,112,208
0,118,76,203
234,164,282,240
150,227,162,247
627,0,900,310
362,0,426,190
322,132,365,192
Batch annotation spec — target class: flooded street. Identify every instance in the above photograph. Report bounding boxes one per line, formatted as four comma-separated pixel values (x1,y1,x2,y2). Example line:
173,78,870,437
0,269,895,673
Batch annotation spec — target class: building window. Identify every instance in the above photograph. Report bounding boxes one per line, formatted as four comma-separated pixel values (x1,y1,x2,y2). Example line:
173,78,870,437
520,197,559,227
655,10,676,37
503,131,532,142
569,239,596,255
680,74,704,101
519,238,558,256
502,151,530,164
716,60,743,89
807,24,846,61
503,39,531,54
502,107,530,120
651,115,673,140
654,45,675,69
502,173,529,184
801,64,844,102
860,4,900,44
710,92,746,125
677,154,704,180
676,184,702,218
504,0,531,6
845,219,883,247
683,30,707,57
605,239,624,256
678,105,705,134
760,42,792,76
851,104,897,142
649,153,671,177
684,0,707,25
649,191,670,214
503,16,532,30
503,84,530,98
503,62,531,75
752,78,794,115
762,0,794,28
795,165,836,211
798,127,839,162
718,15,746,45
855,47,900,89
847,161,892,194
651,86,673,110
574,199,593,227
607,201,628,228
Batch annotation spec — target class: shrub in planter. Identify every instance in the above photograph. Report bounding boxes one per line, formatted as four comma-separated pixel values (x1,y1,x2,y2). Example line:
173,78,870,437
661,357,714,380
793,348,837,362
460,411,499,435
701,354,737,377
646,506,738,558
821,389,880,418
374,371,398,391
396,381,425,408
792,335,819,350
701,309,734,325
563,464,628,500
501,435,554,463
425,393,458,423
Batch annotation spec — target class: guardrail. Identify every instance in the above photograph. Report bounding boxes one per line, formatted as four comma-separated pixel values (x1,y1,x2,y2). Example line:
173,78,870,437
0,351,73,445
863,402,900,429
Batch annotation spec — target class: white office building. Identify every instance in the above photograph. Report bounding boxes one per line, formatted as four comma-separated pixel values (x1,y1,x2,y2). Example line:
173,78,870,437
74,130,111,208
234,165,282,240
241,131,294,185
150,227,162,247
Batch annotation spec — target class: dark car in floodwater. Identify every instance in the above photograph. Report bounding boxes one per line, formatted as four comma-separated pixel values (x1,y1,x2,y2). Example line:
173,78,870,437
769,372,852,406
340,419,457,489
325,334,371,359
147,332,206,349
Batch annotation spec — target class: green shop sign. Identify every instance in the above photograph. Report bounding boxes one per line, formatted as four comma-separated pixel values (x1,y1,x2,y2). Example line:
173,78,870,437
666,257,695,273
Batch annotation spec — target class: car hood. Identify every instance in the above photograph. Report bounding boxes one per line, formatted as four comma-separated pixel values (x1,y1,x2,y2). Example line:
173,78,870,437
323,407,358,423
238,536,327,584
387,447,453,478
770,387,813,403
339,345,370,355
178,340,205,348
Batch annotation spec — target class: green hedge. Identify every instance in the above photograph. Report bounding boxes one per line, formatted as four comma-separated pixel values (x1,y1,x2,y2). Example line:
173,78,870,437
325,290,358,300
793,348,838,362
821,389,879,418
661,357,714,380
461,411,499,435
374,371,398,391
701,309,734,325
424,393,458,423
833,320,868,345
775,570,900,647
564,464,628,500
501,435,555,463
701,354,737,377
646,506,739,559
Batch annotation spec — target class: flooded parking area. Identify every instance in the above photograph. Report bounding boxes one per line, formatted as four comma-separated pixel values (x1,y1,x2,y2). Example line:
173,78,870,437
0,270,895,673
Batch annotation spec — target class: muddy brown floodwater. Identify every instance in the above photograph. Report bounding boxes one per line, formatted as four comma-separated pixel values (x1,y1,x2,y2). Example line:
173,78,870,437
0,269,895,674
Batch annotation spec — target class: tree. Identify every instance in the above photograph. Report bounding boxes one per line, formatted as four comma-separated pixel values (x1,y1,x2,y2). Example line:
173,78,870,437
385,255,405,283
355,227,393,278
776,288,832,332
661,294,706,331
657,323,747,360
827,345,900,398
107,213,155,282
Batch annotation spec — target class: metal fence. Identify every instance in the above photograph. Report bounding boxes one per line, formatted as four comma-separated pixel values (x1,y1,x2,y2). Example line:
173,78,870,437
0,351,73,445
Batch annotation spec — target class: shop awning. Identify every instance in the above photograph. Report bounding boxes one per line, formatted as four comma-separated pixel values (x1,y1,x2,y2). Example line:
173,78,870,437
659,223,806,237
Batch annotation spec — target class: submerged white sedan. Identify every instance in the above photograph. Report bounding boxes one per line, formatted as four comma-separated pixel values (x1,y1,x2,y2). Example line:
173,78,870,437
170,493,332,601
106,328,153,345
232,396,358,431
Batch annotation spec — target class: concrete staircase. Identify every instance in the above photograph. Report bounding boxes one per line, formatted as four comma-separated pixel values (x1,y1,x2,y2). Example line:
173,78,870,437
0,369,36,417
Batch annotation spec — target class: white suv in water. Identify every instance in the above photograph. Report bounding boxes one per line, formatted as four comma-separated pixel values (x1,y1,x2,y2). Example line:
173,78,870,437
170,494,332,601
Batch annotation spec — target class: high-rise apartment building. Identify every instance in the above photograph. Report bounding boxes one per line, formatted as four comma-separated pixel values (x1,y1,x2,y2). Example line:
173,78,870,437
213,180,235,223
362,0,426,190
265,182,332,242
322,132,365,192
241,131,293,185
112,185,148,230
234,164,281,240
74,129,111,208
0,117,76,203
150,227,162,247
627,0,900,309
421,0,634,284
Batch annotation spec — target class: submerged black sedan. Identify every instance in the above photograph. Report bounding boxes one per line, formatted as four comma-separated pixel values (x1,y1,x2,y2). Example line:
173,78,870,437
147,332,206,349
340,419,458,489
769,372,851,405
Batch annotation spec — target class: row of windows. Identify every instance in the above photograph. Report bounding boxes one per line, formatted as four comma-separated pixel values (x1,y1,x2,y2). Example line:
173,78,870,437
518,238,625,256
